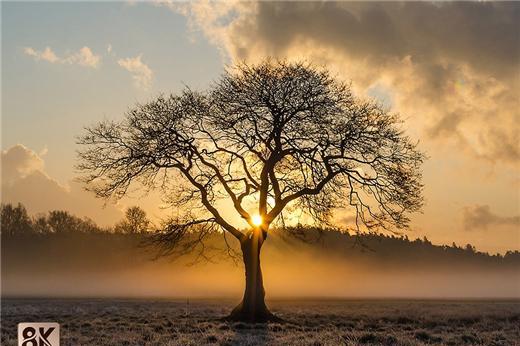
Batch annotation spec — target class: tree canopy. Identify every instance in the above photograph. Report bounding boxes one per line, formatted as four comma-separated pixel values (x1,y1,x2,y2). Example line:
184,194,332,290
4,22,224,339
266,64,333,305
78,60,424,245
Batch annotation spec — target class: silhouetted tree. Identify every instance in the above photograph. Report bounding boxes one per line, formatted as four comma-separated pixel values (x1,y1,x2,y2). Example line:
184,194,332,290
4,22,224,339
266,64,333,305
465,244,476,254
47,210,79,234
115,206,150,234
76,217,103,234
32,214,51,234
45,210,99,234
77,60,424,322
1,203,104,235
1,203,33,235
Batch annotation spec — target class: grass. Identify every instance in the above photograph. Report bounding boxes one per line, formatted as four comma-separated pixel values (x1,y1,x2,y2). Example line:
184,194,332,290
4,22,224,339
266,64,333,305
1,299,519,345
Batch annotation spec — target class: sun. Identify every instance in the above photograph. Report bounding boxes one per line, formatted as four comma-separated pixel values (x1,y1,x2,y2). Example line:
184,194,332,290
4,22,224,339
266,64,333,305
251,214,263,227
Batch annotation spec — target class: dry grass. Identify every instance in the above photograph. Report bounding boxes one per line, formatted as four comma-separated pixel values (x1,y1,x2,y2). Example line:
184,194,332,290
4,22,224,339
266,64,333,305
2,299,519,345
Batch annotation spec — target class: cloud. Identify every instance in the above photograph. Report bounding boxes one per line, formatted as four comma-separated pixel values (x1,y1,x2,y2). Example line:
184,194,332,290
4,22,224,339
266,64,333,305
169,1,520,164
463,205,520,231
24,46,101,68
2,144,45,184
24,46,59,63
117,55,153,90
1,145,122,226
63,46,101,67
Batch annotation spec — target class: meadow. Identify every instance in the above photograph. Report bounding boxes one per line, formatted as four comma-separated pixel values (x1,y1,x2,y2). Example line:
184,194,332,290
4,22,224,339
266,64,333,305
2,299,519,346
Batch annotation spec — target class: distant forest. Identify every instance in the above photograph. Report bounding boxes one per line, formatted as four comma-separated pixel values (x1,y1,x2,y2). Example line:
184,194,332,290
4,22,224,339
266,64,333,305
2,202,519,263
1,202,149,235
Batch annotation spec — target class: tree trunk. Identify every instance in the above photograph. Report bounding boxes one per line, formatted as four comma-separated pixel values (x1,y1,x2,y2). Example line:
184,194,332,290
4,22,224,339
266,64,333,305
228,230,277,322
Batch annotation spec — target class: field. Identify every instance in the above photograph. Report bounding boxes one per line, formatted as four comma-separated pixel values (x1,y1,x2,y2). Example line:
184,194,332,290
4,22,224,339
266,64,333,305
1,299,519,346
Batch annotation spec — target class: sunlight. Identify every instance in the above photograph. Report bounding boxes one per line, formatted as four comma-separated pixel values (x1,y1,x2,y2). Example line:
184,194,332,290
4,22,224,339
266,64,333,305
251,214,263,227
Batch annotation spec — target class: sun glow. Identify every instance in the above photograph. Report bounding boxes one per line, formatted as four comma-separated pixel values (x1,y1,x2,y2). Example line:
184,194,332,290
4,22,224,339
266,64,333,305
251,214,263,227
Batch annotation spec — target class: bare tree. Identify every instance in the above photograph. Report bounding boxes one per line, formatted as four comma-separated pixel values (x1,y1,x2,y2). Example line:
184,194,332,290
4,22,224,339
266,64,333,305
1,203,33,235
77,60,424,322
115,206,150,234
47,210,80,234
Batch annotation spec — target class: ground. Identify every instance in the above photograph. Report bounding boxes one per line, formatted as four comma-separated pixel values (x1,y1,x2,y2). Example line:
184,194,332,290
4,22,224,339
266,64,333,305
1,299,519,345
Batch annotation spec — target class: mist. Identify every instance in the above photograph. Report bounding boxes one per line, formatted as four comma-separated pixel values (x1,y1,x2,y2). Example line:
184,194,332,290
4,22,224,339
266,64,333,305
2,230,518,299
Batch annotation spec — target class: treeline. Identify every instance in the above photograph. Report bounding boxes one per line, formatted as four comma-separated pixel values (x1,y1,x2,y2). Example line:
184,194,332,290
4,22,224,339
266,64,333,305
283,226,520,266
1,203,150,235
2,202,520,263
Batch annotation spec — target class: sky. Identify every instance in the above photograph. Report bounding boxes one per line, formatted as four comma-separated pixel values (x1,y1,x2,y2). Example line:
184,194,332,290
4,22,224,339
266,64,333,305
1,1,519,254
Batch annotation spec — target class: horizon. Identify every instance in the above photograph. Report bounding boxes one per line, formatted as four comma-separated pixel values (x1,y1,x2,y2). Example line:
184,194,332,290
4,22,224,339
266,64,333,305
2,201,519,256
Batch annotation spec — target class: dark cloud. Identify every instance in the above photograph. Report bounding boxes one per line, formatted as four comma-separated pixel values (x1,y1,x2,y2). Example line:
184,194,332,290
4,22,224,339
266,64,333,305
429,110,466,138
231,2,520,78
463,205,520,231
180,1,519,164
485,128,520,163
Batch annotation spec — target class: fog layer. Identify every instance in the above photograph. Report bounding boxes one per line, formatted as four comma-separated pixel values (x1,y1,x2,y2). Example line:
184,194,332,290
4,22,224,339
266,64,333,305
2,231,518,298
